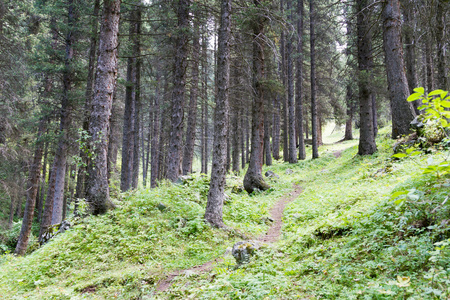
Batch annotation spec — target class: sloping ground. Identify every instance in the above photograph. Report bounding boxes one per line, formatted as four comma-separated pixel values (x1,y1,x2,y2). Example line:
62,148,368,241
155,131,450,299
1,127,449,299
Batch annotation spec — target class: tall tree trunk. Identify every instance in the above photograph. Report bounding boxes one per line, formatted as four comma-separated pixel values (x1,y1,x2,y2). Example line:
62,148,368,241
357,0,377,155
182,16,200,175
205,0,231,227
37,139,48,223
15,119,47,255
344,84,354,140
51,0,76,225
150,70,161,188
402,3,420,113
120,10,137,192
167,0,190,182
132,6,142,190
280,0,289,162
243,0,270,194
75,0,100,201
272,95,281,160
264,99,272,166
286,0,297,163
85,0,121,215
382,0,416,138
425,35,434,93
296,0,306,160
107,91,120,177
201,32,209,175
434,0,447,90
310,0,319,159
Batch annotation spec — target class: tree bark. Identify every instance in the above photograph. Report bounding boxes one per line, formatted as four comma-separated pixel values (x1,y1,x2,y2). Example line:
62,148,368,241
201,32,209,175
357,0,377,155
14,120,46,255
150,70,161,188
205,0,231,227
243,0,270,194
75,0,100,201
310,0,319,159
434,0,447,90
296,0,306,160
51,0,76,225
132,6,142,190
286,0,297,163
85,0,121,215
382,0,416,138
182,16,200,175
167,0,190,182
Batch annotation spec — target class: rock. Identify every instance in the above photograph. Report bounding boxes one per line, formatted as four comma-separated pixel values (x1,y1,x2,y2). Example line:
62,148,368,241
410,116,424,131
261,217,274,224
56,220,71,234
231,185,244,194
157,203,167,212
285,169,294,175
264,171,280,179
224,193,231,204
175,175,193,185
232,240,261,265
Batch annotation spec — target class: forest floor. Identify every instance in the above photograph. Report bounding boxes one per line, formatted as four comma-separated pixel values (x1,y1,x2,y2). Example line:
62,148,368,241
1,125,450,299
155,184,303,293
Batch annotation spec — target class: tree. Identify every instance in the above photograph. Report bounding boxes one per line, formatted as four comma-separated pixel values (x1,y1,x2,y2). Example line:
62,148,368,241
382,0,416,138
310,0,319,159
14,119,47,255
85,0,121,215
296,0,306,160
357,0,377,155
286,0,297,164
205,0,231,228
167,0,190,182
243,0,270,194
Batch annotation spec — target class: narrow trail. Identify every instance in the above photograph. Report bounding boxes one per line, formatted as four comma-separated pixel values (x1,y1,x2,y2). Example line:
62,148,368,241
154,184,303,294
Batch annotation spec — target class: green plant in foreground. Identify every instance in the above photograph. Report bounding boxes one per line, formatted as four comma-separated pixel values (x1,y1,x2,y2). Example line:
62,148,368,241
393,88,450,179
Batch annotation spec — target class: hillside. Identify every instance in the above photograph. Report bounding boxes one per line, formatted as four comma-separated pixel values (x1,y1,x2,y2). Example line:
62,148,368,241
1,127,449,299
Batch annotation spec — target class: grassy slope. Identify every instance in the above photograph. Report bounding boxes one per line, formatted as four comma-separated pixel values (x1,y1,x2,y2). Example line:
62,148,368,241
1,126,449,299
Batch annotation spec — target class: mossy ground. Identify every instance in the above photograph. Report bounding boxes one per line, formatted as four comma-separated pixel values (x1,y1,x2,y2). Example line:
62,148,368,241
1,125,449,299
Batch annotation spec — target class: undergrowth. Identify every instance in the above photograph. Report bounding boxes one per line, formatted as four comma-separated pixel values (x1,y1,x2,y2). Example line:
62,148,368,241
1,126,449,299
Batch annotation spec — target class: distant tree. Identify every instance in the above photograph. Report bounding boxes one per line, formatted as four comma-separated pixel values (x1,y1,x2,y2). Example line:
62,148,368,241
296,0,306,160
85,0,121,215
286,0,297,163
205,0,231,228
310,0,319,159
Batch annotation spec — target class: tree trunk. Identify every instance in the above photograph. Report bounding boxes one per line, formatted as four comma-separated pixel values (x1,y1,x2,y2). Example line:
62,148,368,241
402,3,420,113
75,0,100,201
205,0,231,228
201,32,209,175
107,90,120,178
167,0,190,182
272,95,281,160
132,6,142,190
264,99,272,166
14,120,46,255
286,0,297,163
85,0,121,215
296,0,306,160
243,0,270,194
310,0,319,159
434,0,447,90
182,16,200,175
344,84,354,140
52,0,76,225
382,0,416,138
150,70,161,188
357,0,377,155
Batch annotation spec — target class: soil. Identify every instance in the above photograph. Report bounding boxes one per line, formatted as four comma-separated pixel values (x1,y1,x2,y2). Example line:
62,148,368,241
333,149,344,158
154,184,303,293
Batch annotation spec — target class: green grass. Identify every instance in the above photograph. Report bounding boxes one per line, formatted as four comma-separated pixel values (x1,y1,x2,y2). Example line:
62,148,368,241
1,125,449,299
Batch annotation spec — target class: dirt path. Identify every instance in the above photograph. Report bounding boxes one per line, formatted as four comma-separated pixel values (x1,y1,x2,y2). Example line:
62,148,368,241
155,184,303,293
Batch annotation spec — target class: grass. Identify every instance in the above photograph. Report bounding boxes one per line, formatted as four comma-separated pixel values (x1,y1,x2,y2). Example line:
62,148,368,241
1,125,449,299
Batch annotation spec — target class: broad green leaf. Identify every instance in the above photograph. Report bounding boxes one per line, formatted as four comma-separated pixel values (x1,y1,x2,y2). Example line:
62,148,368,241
413,87,424,94
440,100,450,108
406,147,416,154
441,91,448,99
418,105,428,110
441,111,450,118
440,118,448,127
391,190,408,199
429,89,445,96
407,93,420,102
410,151,422,156
392,153,407,158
